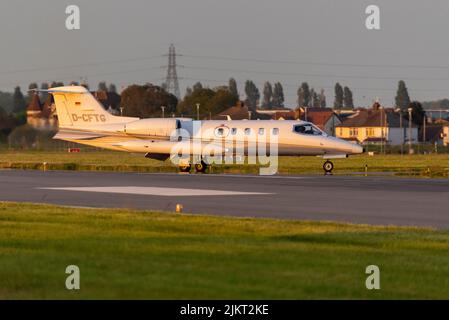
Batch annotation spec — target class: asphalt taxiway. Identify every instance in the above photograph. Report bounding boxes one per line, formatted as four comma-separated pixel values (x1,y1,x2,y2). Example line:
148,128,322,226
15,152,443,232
1,170,449,228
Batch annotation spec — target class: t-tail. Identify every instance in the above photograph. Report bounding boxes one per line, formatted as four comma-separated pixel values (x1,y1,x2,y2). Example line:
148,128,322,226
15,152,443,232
38,86,137,130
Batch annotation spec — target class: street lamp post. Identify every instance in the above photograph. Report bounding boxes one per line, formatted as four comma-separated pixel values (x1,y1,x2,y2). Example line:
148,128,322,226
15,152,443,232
161,106,165,118
196,103,200,120
423,115,426,146
399,111,403,156
379,107,384,154
408,107,413,154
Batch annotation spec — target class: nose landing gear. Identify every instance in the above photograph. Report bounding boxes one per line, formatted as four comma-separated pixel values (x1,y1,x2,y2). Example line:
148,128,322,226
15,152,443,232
179,164,192,173
323,160,334,175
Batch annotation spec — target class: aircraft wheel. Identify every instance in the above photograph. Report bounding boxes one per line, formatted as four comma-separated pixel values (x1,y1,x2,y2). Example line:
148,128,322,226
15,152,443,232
179,164,192,173
194,161,208,173
323,160,334,174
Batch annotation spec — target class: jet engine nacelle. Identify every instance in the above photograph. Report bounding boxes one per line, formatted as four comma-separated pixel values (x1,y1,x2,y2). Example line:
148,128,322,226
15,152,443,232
123,118,181,137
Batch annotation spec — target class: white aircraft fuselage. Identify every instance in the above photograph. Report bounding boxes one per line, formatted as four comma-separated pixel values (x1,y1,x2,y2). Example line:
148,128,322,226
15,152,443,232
43,86,363,172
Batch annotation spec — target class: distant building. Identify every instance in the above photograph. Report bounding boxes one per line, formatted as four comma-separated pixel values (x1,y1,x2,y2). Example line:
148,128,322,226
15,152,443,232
424,109,449,121
445,124,449,146
336,103,418,145
254,108,300,120
300,108,341,136
270,110,300,121
26,93,57,129
333,109,358,121
426,119,449,146
214,101,271,120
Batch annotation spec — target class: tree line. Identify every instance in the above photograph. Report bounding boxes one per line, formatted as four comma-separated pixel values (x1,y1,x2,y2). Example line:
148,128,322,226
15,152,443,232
0,78,426,126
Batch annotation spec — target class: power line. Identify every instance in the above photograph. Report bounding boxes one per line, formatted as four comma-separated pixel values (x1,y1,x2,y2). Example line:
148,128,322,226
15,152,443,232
182,65,449,82
181,53,449,70
0,55,163,76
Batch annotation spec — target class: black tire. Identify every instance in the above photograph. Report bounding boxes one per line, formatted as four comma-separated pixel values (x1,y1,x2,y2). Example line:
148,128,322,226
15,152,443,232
194,161,208,173
179,165,191,173
323,160,334,173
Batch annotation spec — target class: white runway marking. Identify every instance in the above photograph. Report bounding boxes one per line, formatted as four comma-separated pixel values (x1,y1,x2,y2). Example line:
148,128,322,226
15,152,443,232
39,186,273,197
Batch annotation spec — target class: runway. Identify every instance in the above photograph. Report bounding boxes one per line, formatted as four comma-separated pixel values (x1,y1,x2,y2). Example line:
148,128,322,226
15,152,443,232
1,170,449,228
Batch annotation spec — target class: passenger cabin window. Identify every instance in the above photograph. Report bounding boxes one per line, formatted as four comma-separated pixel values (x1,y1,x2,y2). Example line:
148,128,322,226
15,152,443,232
272,128,279,135
244,128,251,135
216,128,224,136
258,128,265,135
231,128,237,135
293,124,323,136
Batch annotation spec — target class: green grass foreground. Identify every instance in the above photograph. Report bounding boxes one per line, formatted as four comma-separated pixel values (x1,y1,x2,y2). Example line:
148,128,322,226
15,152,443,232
0,202,449,299
1,150,449,177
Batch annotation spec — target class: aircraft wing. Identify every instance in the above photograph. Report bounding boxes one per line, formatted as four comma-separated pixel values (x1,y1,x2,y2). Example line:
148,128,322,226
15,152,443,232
53,131,108,141
113,139,229,155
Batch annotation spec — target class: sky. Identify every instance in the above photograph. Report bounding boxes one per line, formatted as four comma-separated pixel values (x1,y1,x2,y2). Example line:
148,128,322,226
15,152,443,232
1,0,449,107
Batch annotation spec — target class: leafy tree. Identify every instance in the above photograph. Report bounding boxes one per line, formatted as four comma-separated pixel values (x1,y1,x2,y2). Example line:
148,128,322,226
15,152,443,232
422,98,449,110
272,82,284,108
178,87,215,117
39,83,49,102
343,86,354,109
244,80,260,108
395,80,411,111
0,105,7,120
205,89,239,117
297,86,304,107
334,83,344,109
312,90,320,108
27,83,39,103
178,86,237,118
228,78,238,98
0,92,13,113
98,81,108,91
185,87,193,97
261,82,273,109
50,81,64,88
319,89,326,108
193,82,203,91
28,83,38,90
120,84,178,118
408,101,425,126
13,86,26,113
301,82,310,107
108,83,117,93
309,88,315,108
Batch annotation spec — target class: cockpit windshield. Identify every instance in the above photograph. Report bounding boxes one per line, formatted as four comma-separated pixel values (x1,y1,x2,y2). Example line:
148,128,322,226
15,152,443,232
293,123,325,136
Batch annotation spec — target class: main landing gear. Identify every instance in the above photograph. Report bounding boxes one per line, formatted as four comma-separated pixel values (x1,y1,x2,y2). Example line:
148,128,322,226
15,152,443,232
178,160,208,174
194,161,208,173
323,160,334,175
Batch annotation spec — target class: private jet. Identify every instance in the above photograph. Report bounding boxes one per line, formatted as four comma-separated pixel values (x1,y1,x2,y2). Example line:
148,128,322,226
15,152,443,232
36,86,363,174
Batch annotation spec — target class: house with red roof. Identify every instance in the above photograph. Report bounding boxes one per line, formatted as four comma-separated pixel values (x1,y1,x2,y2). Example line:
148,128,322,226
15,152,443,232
336,104,418,145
